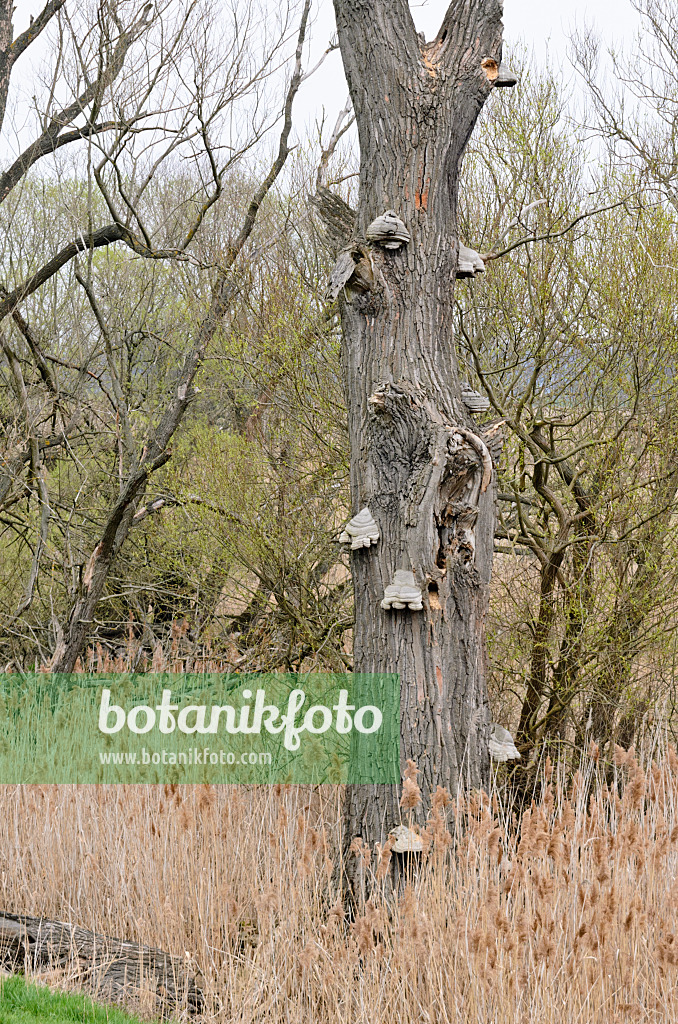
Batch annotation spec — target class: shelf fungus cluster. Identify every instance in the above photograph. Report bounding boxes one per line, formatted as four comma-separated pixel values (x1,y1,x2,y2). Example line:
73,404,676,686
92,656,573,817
461,383,490,414
365,210,410,249
339,509,425,613
339,507,380,549
457,243,485,279
489,723,521,762
381,569,424,612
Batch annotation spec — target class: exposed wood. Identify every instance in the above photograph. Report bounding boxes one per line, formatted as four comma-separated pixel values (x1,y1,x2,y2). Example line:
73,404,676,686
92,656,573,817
326,248,358,301
0,912,203,1017
480,56,516,87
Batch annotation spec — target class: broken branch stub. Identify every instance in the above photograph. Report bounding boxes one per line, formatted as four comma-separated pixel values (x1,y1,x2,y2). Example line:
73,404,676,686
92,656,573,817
310,185,356,252
339,506,380,549
326,246,375,301
366,210,410,249
326,249,357,301
381,569,423,611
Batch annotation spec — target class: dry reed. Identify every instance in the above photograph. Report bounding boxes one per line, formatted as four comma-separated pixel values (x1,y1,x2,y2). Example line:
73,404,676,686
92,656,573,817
1,742,678,1023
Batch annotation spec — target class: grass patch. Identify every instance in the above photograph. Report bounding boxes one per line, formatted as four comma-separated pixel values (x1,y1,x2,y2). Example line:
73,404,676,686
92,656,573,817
0,976,155,1024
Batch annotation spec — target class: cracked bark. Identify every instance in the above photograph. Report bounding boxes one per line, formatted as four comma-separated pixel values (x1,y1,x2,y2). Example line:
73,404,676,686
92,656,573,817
331,0,504,874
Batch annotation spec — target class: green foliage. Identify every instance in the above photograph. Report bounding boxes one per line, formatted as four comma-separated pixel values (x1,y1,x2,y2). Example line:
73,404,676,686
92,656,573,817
0,976,156,1024
458,50,678,754
4,16,678,755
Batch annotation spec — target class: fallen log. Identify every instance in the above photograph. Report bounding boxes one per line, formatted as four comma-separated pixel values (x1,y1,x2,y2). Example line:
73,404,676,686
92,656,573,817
0,912,203,1017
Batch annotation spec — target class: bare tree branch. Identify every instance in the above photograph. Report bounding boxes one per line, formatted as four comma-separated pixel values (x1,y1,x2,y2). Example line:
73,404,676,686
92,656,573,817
8,0,67,62
0,0,66,134
0,3,154,205
50,0,313,672
481,192,648,263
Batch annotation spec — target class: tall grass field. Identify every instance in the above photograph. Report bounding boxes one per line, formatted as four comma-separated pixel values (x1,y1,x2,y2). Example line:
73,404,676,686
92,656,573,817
1,740,677,1022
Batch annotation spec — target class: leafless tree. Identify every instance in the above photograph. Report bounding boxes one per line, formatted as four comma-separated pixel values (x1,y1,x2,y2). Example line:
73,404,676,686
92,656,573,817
0,0,312,669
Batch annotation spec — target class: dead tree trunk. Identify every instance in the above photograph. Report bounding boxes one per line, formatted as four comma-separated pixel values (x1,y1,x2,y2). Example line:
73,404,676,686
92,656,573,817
0,911,203,1017
331,0,505,858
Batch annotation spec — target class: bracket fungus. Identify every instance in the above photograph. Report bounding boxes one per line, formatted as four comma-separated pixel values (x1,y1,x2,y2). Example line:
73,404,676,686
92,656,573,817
495,63,518,88
366,210,411,249
339,507,380,549
389,824,424,853
489,723,521,762
381,569,424,611
461,383,490,414
456,243,485,279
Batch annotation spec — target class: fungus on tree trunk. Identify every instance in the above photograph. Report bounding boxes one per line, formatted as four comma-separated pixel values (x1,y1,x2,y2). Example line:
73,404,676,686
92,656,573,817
365,209,411,249
339,507,380,549
481,56,517,88
461,384,491,414
388,824,424,852
381,569,424,611
495,62,518,87
489,723,521,761
456,243,485,278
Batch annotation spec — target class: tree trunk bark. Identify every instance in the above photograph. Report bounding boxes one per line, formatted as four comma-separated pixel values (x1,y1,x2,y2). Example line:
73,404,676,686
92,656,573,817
332,0,505,865
516,537,567,750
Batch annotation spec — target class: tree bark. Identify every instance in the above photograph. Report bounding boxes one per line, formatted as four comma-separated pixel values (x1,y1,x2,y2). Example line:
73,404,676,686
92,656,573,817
0,1,66,138
332,0,504,863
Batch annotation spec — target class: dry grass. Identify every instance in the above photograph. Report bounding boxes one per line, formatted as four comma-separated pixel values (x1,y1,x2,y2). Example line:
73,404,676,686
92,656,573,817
2,743,678,1023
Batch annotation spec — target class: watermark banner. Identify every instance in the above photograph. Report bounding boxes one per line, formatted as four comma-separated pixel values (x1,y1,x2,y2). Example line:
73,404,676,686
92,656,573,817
0,673,400,784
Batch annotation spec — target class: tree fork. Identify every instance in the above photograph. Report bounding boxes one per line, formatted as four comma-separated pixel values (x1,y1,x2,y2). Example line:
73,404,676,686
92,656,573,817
331,0,505,870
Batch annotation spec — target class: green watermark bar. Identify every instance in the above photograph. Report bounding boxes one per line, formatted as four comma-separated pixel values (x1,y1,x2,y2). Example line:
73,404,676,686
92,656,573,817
0,673,400,784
